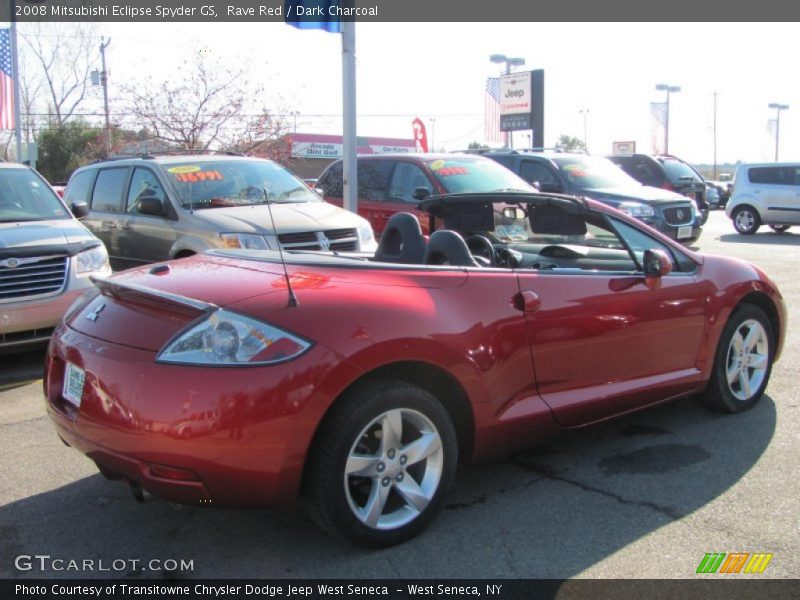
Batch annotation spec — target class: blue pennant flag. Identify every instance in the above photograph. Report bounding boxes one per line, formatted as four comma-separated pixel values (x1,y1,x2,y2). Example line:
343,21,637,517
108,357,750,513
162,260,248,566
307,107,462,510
285,0,343,33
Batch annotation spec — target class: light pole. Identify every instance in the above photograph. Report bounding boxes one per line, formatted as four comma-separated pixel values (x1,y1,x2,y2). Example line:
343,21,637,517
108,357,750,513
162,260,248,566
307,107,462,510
490,53,525,148
99,38,112,156
579,108,589,152
768,103,789,161
655,83,681,154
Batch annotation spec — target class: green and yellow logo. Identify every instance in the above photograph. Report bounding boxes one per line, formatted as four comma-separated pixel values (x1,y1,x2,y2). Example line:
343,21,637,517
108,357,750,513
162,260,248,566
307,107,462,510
696,552,773,574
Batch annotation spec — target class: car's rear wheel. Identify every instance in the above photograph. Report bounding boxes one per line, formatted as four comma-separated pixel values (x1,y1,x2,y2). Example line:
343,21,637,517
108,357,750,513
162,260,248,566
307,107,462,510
732,206,761,235
769,225,791,233
304,380,457,548
701,304,774,413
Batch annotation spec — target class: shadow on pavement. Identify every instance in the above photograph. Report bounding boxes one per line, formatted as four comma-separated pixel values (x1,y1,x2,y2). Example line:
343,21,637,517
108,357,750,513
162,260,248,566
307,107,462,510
718,232,800,245
0,395,777,579
0,350,46,392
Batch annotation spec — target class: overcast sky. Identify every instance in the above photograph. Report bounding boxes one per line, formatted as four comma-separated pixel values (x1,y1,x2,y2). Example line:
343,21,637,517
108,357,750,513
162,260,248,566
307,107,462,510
91,21,800,166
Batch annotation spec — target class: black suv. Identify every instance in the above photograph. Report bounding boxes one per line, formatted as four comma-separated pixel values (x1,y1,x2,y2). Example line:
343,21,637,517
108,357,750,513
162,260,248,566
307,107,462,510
606,153,709,223
485,150,703,244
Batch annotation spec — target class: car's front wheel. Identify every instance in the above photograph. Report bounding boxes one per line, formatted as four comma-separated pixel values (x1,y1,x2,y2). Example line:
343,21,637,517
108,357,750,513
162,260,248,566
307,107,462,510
702,304,774,413
304,380,458,548
732,206,761,235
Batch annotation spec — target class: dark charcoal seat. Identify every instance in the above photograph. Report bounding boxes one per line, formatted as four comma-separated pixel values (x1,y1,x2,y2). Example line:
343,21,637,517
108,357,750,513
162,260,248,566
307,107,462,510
423,230,480,267
374,212,426,264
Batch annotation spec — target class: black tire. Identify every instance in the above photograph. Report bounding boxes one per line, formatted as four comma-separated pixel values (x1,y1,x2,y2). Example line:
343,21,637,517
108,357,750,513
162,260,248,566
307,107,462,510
303,380,458,548
701,304,774,413
732,206,761,235
769,225,791,233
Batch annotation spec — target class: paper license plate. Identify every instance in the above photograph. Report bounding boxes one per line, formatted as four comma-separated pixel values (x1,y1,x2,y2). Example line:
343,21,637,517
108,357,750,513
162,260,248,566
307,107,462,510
62,362,85,408
677,225,692,240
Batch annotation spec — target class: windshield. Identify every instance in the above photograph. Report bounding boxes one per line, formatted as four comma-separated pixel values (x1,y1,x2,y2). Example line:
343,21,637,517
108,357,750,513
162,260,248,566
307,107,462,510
553,156,642,190
165,160,321,209
489,203,624,249
426,157,533,194
0,169,70,223
660,158,702,181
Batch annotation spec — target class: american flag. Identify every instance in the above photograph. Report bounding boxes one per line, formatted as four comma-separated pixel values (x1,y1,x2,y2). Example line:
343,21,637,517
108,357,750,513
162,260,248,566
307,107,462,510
650,102,667,154
484,77,501,143
0,29,14,130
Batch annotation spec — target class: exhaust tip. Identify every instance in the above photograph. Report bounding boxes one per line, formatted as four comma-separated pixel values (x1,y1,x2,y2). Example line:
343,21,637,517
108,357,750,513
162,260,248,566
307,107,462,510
129,481,152,503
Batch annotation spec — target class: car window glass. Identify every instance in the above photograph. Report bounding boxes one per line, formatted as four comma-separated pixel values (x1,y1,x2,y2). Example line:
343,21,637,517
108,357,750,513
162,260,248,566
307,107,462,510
90,168,128,213
319,161,343,197
609,217,680,271
126,168,166,214
660,159,701,182
519,161,557,186
630,157,664,187
388,162,430,203
748,167,783,185
427,157,532,193
64,170,95,206
490,155,515,169
0,168,70,222
552,156,640,189
357,160,394,202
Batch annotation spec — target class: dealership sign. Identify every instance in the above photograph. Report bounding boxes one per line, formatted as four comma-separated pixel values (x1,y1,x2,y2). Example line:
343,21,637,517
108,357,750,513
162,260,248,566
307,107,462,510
612,141,637,154
290,134,416,159
500,72,532,131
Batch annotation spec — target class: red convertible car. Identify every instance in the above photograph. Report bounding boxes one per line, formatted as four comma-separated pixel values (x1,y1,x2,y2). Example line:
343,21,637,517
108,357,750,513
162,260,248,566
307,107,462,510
45,192,785,548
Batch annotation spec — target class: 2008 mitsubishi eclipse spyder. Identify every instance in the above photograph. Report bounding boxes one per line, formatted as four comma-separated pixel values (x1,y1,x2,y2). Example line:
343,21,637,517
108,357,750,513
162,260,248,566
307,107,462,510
45,191,785,548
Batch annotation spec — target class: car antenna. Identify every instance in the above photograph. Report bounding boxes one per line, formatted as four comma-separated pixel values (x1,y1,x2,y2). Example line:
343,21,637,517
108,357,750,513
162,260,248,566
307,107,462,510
263,188,298,307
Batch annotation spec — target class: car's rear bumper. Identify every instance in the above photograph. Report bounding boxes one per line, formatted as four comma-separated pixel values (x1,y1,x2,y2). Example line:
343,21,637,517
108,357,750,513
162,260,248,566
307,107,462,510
44,324,340,508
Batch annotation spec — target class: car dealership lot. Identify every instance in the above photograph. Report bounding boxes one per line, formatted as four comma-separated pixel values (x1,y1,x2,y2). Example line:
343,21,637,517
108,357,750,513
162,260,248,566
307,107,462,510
1,211,798,579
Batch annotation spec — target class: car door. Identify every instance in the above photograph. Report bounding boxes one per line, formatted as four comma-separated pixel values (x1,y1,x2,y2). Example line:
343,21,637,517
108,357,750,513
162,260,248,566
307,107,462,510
385,160,436,233
318,160,394,234
85,167,130,270
514,209,706,427
355,159,397,236
750,166,800,223
118,167,178,265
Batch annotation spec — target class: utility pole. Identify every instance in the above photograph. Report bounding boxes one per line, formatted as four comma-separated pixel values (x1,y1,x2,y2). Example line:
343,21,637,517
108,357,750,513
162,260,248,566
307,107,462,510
713,92,717,179
100,38,111,156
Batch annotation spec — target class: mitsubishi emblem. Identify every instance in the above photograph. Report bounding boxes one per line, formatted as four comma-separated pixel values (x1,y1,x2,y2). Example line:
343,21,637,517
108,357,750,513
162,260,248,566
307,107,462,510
86,302,106,322
318,233,331,251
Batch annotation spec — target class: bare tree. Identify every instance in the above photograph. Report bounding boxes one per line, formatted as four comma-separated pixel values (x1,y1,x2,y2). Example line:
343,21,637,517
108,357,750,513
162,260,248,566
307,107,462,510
122,54,286,151
21,22,99,126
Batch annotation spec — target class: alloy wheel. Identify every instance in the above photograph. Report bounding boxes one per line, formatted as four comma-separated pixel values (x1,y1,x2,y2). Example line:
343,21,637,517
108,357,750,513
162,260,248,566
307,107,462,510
344,408,444,530
725,319,769,402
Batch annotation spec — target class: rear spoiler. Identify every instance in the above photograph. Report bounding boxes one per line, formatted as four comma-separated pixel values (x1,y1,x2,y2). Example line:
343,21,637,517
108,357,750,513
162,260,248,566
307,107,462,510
90,277,216,316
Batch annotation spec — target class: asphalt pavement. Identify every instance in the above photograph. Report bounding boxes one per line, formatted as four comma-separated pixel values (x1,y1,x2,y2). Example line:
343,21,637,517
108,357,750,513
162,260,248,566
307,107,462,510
1,210,798,579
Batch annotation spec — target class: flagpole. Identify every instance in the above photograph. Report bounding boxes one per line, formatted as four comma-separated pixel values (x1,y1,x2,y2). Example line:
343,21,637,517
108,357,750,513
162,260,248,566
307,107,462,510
10,19,21,163
341,19,356,214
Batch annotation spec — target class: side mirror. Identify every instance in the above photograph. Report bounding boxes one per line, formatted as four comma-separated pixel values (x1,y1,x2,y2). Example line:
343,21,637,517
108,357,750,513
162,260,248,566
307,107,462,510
137,196,166,217
70,201,88,219
537,181,562,194
413,187,431,201
643,249,673,277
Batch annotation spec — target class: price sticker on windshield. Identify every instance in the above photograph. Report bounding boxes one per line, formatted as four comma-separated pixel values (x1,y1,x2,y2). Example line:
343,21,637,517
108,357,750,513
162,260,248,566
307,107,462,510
172,170,224,183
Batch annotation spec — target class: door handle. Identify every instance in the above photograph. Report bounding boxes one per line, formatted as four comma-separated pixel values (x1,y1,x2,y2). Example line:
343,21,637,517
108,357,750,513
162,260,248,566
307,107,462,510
105,222,117,229
512,291,541,313
121,222,132,230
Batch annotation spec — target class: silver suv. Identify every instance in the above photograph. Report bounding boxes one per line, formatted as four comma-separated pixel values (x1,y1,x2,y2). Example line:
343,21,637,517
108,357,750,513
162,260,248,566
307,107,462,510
0,163,111,354
64,154,377,271
726,163,800,234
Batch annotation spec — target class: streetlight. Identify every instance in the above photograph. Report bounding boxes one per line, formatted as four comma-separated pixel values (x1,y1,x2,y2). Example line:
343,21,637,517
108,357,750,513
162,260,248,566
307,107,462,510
579,108,589,152
655,83,681,154
768,103,789,161
490,54,526,148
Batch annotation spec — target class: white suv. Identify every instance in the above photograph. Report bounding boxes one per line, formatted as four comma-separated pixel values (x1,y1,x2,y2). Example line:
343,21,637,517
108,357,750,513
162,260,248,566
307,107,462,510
726,162,800,234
